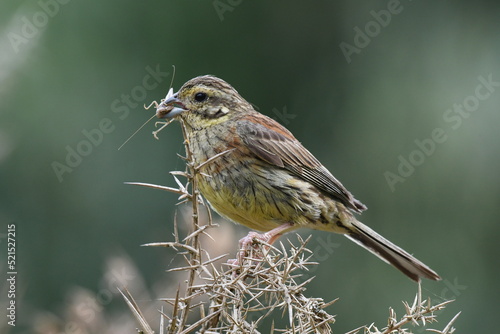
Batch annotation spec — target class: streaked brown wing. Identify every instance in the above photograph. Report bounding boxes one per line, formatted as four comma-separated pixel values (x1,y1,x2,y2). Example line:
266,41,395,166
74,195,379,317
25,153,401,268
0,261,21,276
237,116,367,213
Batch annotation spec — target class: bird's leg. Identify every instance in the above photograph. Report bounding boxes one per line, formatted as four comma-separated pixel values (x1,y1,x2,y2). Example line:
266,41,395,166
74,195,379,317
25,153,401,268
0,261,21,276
229,223,294,269
239,223,293,253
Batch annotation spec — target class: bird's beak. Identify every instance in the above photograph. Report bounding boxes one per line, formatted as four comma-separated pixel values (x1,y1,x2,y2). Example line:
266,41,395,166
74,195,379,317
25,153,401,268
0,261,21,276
156,88,188,119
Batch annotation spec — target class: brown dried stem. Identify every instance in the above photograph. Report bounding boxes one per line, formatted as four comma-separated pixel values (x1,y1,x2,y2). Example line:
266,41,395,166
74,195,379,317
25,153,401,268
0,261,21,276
120,109,458,334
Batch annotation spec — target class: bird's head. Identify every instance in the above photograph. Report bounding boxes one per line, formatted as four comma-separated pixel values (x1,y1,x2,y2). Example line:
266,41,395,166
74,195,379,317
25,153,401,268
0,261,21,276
156,75,251,129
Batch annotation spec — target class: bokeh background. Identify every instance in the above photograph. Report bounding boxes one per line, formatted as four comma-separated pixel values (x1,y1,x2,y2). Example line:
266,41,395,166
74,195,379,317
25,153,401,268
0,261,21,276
1,0,499,333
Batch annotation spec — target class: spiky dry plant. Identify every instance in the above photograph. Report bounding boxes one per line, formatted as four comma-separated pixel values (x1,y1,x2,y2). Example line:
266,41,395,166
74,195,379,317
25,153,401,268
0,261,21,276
123,117,336,333
119,114,460,334
345,284,461,334
191,235,336,333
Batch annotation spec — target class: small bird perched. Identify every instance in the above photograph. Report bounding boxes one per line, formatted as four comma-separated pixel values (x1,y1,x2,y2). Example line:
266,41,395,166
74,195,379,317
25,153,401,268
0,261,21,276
156,75,440,282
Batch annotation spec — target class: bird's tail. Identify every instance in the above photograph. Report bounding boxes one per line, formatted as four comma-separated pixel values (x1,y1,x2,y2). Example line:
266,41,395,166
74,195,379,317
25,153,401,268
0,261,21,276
345,219,441,282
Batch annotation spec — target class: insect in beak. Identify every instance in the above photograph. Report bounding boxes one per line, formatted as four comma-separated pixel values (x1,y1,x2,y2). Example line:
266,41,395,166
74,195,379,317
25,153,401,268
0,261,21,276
156,88,188,119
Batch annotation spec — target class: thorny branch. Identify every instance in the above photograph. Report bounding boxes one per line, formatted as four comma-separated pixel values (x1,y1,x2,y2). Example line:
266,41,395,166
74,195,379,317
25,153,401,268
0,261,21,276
121,111,459,334
345,283,460,334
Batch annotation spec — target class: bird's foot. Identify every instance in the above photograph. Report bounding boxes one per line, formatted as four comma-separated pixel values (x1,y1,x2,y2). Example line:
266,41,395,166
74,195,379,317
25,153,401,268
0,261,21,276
227,232,271,277
226,223,294,278
238,231,271,263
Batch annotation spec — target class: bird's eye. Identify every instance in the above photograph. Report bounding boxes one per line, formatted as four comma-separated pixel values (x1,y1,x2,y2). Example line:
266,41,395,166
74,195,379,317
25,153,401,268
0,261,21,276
194,92,207,102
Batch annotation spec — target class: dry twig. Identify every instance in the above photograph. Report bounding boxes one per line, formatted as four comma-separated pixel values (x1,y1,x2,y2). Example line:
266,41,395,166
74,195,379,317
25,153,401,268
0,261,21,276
120,104,459,334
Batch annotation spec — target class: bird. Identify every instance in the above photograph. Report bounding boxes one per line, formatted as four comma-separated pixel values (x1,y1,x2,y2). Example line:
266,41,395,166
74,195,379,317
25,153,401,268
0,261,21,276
155,75,441,282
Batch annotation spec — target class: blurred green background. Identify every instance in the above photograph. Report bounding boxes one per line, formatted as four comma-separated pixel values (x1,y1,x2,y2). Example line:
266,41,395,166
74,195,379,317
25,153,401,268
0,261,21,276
1,0,499,333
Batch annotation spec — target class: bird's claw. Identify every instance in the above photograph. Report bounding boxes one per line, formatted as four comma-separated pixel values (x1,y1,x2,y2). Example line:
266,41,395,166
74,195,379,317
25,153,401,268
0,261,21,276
226,231,270,278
